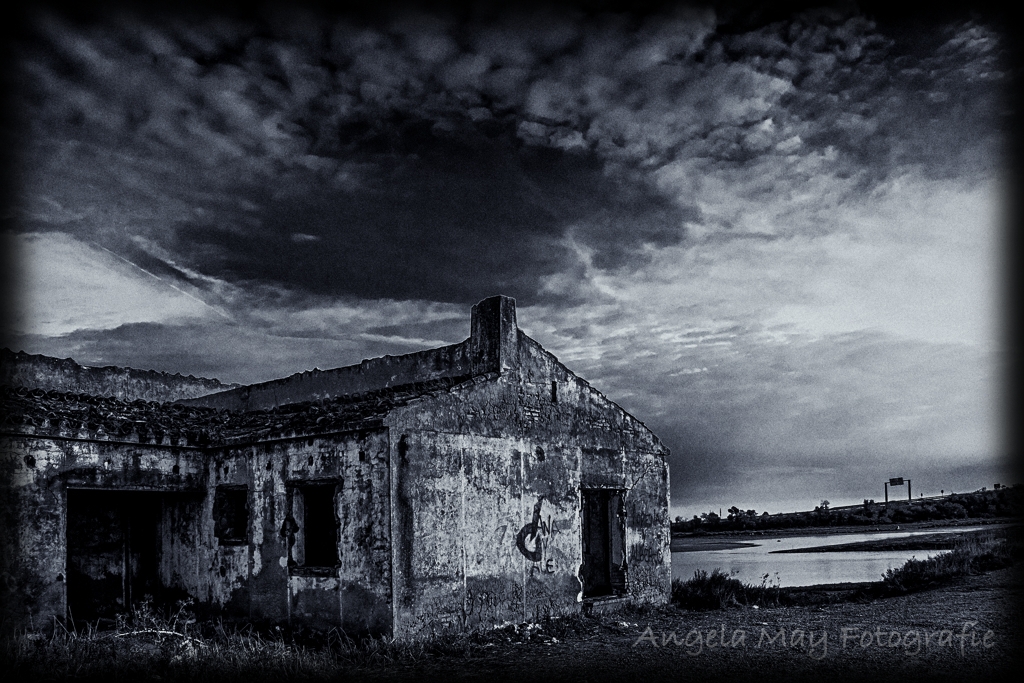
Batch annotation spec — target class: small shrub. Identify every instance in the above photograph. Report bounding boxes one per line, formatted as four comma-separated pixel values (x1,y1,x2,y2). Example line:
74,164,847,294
672,569,787,610
672,569,744,609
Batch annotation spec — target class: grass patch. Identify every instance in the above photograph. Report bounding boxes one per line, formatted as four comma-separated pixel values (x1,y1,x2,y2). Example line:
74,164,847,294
881,529,1019,595
1,597,637,681
4,598,435,682
4,600,360,682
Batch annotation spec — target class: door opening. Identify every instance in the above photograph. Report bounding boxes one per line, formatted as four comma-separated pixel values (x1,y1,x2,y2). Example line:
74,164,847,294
580,489,626,598
66,490,165,621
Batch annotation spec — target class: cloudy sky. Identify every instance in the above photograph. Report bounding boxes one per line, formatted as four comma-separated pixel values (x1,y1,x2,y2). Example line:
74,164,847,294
2,1,1013,517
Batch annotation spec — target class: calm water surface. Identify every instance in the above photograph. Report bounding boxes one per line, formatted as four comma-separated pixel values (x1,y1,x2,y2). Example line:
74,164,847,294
671,526,984,587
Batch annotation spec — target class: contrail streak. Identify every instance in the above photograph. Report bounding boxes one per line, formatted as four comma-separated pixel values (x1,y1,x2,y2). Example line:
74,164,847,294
93,242,232,320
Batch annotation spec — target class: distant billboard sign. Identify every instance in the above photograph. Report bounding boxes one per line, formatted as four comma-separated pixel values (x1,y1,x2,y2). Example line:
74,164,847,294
889,477,905,486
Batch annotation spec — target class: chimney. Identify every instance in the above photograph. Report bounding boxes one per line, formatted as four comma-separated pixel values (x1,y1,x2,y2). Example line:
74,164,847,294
470,295,519,374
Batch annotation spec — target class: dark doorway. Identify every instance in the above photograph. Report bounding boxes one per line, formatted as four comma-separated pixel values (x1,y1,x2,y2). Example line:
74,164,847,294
66,490,164,621
580,489,626,598
285,482,340,571
301,484,339,568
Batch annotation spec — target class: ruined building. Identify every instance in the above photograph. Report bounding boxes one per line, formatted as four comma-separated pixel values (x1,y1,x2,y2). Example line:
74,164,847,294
0,296,670,638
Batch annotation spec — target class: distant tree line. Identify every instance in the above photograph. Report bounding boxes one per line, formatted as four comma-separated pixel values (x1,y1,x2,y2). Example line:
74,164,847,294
672,485,1022,534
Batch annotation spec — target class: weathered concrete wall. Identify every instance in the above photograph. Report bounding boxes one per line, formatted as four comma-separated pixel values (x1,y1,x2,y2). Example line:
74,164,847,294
182,344,476,412
0,376,398,633
182,296,519,412
0,348,236,402
385,324,670,639
387,426,580,638
216,430,392,633
1,435,71,629
517,333,672,605
0,426,393,634
0,433,208,630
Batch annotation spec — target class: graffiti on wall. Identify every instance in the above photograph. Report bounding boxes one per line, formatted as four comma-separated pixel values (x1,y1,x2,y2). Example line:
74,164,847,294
629,543,663,564
515,496,545,561
515,496,557,575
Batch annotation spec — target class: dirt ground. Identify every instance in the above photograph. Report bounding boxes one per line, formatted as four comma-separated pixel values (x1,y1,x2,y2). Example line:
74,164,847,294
353,566,1023,683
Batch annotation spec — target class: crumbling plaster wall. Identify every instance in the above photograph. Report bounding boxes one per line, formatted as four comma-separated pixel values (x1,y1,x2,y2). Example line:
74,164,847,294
217,430,392,633
518,333,672,606
0,426,394,634
0,296,669,637
0,433,208,630
387,421,581,638
385,331,670,639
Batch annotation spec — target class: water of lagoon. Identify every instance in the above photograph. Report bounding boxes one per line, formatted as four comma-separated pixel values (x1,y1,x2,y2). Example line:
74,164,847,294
671,526,985,587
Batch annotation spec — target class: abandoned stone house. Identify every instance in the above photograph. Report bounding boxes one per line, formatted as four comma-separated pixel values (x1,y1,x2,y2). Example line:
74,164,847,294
0,296,670,638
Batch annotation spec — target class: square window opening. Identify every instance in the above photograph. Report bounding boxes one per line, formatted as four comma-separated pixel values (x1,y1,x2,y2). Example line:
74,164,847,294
213,486,248,545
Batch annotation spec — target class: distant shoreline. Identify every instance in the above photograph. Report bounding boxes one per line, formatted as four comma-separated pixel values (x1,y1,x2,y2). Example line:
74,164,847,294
769,527,1014,554
671,518,1015,553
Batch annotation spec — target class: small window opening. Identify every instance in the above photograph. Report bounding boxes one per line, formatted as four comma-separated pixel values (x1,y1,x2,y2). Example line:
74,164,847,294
535,446,545,462
551,380,558,403
300,484,339,567
214,486,248,545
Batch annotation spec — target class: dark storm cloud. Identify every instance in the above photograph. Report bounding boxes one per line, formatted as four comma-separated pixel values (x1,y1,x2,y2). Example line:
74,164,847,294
11,3,717,306
167,141,688,304
15,3,1004,308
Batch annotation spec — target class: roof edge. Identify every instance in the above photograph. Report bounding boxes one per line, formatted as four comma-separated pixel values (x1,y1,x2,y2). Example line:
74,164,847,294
181,295,518,412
